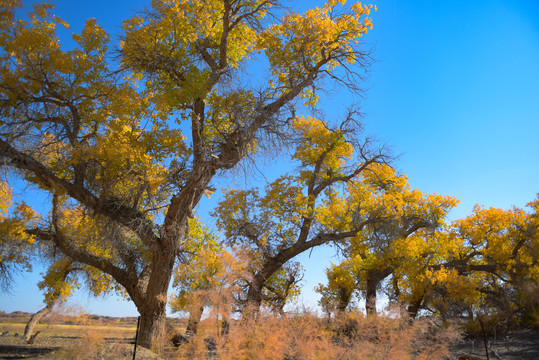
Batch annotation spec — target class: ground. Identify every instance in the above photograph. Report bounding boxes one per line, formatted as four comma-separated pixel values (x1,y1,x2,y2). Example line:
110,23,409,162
0,312,181,359
0,332,162,359
451,329,539,360
0,322,164,359
0,312,538,359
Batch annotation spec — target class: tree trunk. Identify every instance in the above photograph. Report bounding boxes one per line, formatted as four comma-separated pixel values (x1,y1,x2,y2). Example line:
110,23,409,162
407,293,424,319
365,268,392,316
244,247,311,313
245,276,265,313
337,287,352,313
186,306,204,335
365,277,378,316
135,248,176,351
24,302,54,342
138,306,167,351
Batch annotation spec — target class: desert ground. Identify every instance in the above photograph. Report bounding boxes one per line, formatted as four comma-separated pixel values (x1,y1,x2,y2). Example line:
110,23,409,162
0,311,178,359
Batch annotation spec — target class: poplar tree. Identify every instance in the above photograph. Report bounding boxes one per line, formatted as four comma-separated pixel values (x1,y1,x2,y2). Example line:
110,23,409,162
0,0,375,349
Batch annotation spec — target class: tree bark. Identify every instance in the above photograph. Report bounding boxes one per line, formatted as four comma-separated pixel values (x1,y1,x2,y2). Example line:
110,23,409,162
407,293,425,319
24,301,55,342
135,246,176,351
365,277,378,316
137,306,167,351
365,268,392,316
245,275,266,312
186,306,204,335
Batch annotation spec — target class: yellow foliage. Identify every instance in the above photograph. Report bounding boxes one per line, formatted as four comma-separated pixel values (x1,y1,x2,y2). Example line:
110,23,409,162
292,116,353,172
0,181,37,281
0,182,12,215
257,0,374,85
453,202,539,280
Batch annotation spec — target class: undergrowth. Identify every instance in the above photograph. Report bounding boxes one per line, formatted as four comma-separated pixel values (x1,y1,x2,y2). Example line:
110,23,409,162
173,309,461,360
51,308,461,359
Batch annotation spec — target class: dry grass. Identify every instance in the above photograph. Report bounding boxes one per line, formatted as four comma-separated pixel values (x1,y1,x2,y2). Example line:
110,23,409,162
0,321,143,360
0,309,461,359
0,321,136,338
172,309,461,360
51,327,164,360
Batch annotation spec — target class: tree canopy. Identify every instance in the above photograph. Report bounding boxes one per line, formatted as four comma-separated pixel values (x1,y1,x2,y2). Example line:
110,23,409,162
0,0,377,350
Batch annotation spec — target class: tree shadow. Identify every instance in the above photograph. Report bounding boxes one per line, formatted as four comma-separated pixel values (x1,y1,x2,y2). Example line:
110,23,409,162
0,344,59,359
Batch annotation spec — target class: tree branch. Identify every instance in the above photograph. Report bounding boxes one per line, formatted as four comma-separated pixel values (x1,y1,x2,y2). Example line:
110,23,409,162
0,138,159,248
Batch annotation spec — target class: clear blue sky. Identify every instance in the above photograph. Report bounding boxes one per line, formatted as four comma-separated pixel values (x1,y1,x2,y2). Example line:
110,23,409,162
2,0,538,317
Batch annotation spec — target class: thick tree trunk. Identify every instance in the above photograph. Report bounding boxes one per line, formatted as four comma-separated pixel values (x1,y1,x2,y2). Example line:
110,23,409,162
365,268,393,316
135,248,176,351
245,276,265,312
24,302,54,342
138,306,167,350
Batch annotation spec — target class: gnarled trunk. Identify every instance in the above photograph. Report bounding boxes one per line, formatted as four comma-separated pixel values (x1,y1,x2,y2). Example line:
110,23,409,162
365,268,393,316
245,276,265,312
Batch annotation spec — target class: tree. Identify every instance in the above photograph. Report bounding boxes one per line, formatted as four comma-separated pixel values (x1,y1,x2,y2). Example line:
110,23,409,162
214,114,390,312
170,228,302,335
23,249,124,342
388,229,477,319
0,183,117,341
315,166,458,315
0,0,375,350
23,257,73,342
170,218,236,335
441,200,539,324
316,260,357,314
382,198,538,323
260,261,303,315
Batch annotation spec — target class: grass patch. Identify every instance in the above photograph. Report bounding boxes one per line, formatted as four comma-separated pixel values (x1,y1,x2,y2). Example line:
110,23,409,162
0,322,136,338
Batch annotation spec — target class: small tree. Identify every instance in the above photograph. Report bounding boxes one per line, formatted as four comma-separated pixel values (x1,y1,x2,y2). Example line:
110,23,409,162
315,166,458,315
23,258,74,342
170,218,236,335
214,114,390,312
